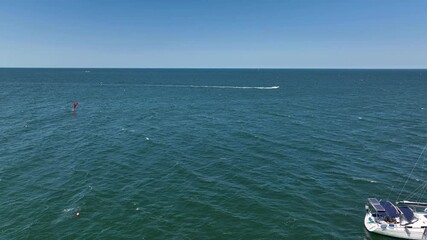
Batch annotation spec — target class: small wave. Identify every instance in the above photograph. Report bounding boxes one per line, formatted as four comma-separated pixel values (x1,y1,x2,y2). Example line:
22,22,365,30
63,208,75,212
351,177,378,183
120,128,135,133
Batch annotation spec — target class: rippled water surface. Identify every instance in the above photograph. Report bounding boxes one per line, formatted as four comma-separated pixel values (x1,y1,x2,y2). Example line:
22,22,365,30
1,69,426,239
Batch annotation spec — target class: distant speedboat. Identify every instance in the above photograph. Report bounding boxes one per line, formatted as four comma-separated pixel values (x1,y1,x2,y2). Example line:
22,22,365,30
364,198,427,239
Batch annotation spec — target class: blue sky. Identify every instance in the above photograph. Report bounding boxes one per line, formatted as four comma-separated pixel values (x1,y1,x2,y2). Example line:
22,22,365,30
0,0,426,68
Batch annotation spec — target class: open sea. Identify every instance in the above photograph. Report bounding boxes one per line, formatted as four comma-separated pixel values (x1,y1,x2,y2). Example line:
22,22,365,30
1,68,426,240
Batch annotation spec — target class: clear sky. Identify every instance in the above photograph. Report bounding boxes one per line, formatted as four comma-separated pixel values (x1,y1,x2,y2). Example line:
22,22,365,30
1,0,426,68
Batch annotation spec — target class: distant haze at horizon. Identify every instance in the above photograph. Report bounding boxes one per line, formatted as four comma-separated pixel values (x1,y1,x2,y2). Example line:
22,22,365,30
1,0,427,68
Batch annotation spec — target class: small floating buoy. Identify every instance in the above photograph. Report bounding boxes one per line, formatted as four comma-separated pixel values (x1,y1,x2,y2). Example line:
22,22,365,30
76,212,80,217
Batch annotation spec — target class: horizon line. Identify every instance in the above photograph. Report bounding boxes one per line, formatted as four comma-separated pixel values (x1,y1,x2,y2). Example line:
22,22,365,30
1,67,427,70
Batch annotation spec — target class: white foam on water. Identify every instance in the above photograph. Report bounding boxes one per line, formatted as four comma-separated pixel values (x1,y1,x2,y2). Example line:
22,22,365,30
351,177,377,183
120,128,136,133
63,208,75,212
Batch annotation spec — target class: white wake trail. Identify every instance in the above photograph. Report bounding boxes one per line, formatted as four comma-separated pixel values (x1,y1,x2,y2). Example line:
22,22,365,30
147,84,280,90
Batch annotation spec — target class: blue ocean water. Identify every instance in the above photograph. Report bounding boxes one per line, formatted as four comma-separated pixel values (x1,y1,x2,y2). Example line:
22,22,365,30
0,68,426,239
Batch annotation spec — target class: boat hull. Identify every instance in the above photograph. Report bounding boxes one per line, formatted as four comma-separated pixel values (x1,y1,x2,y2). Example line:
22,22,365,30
364,213,427,240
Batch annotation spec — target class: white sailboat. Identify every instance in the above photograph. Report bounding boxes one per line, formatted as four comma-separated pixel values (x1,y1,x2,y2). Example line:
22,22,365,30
364,199,427,239
364,145,427,239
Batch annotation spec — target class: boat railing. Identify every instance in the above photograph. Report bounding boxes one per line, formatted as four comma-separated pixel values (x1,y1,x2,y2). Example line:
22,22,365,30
396,200,427,208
